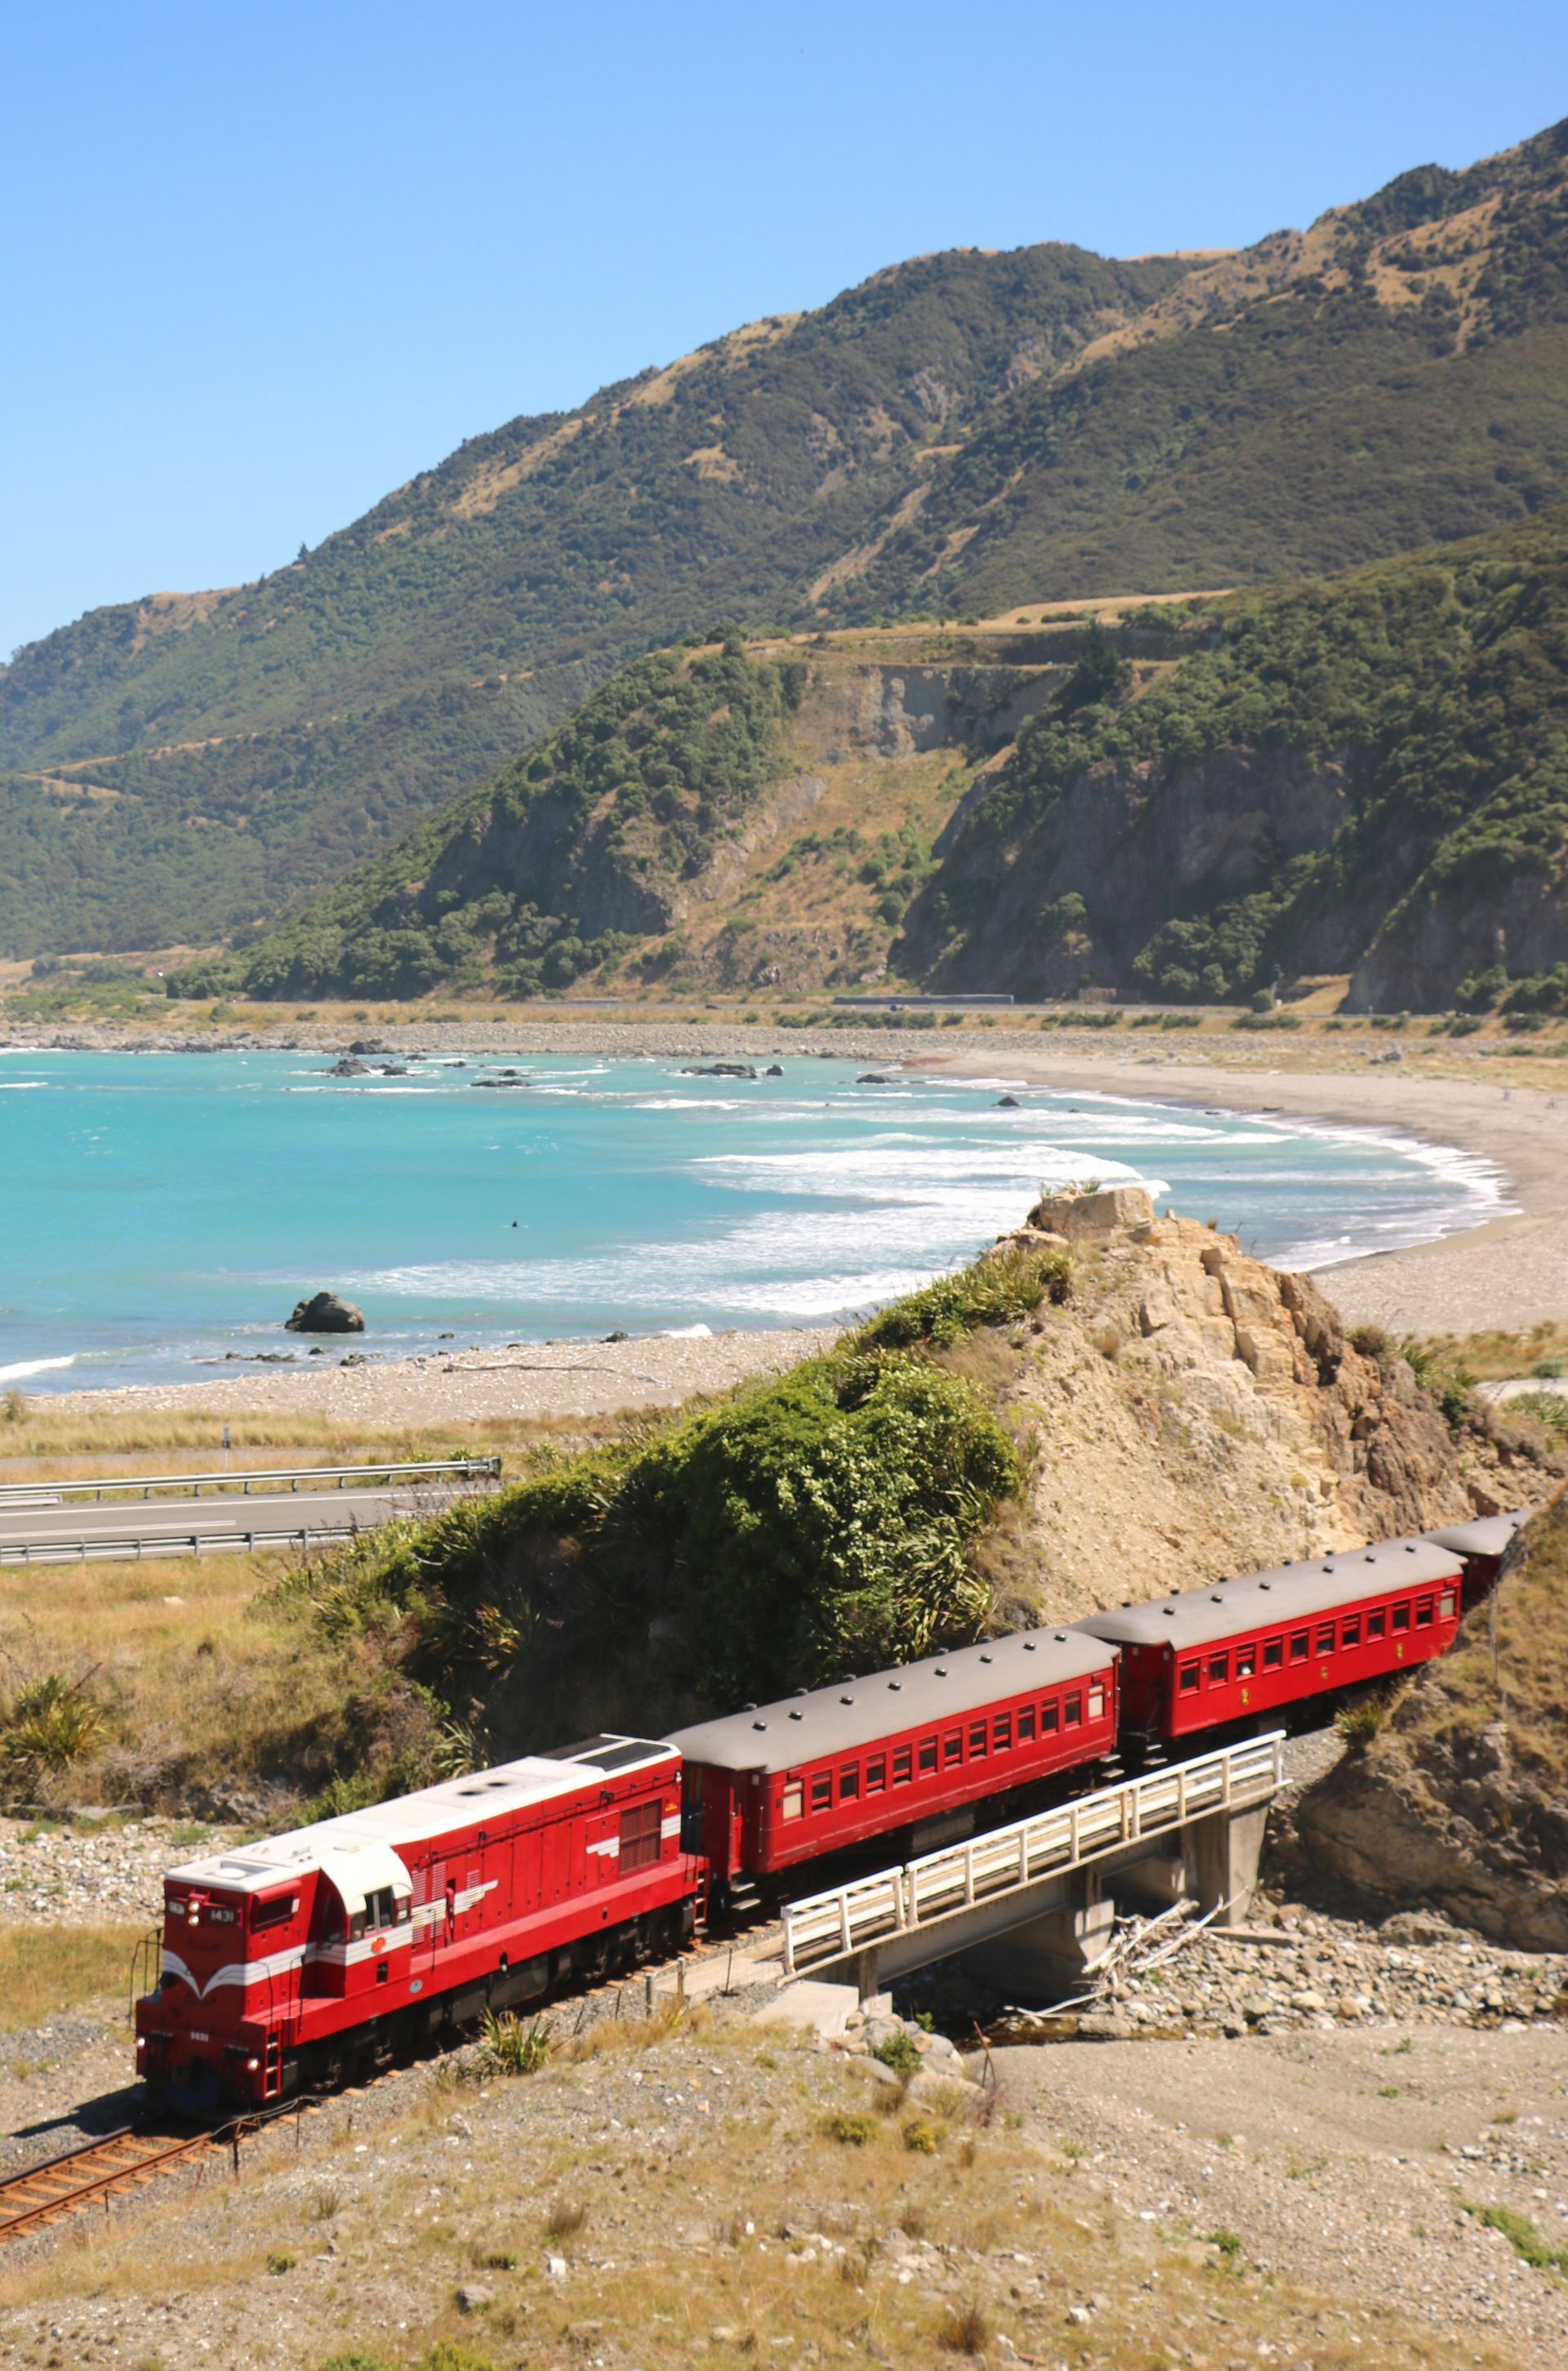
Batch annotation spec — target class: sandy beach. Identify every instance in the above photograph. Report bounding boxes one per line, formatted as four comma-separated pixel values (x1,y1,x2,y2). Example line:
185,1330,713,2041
914,1050,1566,1339
11,1018,1567,1428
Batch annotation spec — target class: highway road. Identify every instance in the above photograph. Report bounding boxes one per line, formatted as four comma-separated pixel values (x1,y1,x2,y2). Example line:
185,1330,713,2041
0,1483,480,1560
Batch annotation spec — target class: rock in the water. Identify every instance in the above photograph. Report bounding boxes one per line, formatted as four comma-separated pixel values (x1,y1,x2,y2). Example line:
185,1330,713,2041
857,1072,891,1084
764,1063,783,1076
285,1290,366,1335
682,1063,758,1080
323,1056,371,1078
996,1094,1021,1108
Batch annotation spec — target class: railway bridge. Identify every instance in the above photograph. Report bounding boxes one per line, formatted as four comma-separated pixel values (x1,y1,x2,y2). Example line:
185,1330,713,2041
780,1732,1283,2003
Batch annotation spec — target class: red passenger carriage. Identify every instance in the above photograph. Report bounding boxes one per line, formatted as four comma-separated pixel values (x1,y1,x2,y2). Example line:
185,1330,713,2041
668,1628,1119,1911
1073,1537,1465,1754
1423,1509,1530,1608
136,1735,693,2111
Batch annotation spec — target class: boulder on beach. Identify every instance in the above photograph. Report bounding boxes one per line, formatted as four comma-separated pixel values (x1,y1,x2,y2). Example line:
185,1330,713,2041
284,1290,366,1335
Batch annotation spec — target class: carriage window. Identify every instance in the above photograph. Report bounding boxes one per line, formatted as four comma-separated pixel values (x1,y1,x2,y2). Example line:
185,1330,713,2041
1392,1603,1411,1633
810,1772,833,1812
1088,1687,1105,1720
1208,1653,1229,1687
1316,1624,1334,1656
968,1722,987,1758
252,1893,297,1932
1017,1705,1036,1743
1439,1591,1455,1620
1040,1700,1059,1733
620,1800,663,1870
1341,1616,1361,1649
943,1731,963,1767
1415,1597,1433,1629
866,1756,887,1794
1367,1608,1387,1638
917,1738,938,1776
1263,1638,1284,1669
1290,1631,1310,1663
1064,1692,1082,1727
1178,1662,1200,1694
993,1713,1012,1750
1236,1642,1257,1677
893,1746,913,1785
839,1763,860,1802
780,1782,804,1822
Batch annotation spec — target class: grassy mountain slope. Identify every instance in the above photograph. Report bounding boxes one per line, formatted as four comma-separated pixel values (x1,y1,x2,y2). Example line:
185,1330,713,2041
904,509,1568,1013
10,118,1568,959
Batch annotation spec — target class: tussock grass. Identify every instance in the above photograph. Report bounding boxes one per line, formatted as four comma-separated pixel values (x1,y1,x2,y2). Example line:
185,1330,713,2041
0,1923,145,2029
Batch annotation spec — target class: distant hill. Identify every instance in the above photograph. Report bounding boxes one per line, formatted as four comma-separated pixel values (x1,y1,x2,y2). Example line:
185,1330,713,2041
7,114,1568,959
177,510,1568,1016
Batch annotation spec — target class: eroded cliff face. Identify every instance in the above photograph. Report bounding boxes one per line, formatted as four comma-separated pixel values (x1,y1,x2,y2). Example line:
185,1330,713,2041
1298,1491,1568,1949
974,1190,1515,1624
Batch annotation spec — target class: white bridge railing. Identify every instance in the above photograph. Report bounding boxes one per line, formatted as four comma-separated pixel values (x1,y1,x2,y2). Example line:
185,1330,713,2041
781,1731,1285,1978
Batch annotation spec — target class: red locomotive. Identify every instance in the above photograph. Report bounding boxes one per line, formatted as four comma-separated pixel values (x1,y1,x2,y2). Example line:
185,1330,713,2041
1073,1537,1465,1754
136,1735,693,2112
669,1628,1119,1914
134,1508,1533,2110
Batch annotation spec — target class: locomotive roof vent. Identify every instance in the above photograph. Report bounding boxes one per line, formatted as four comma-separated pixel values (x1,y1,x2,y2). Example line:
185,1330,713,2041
1211,1594,1223,1603
1054,1633,1067,1642
888,1680,902,1690
792,1687,808,1696
742,1702,757,1711
1405,1542,1417,1552
1259,1580,1272,1589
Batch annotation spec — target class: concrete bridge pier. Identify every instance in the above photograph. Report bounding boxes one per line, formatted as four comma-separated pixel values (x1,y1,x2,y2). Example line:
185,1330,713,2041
952,1870,1116,2000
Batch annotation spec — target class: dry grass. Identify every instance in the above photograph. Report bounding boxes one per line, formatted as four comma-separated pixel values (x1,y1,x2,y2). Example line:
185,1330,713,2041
0,1405,612,1474
0,1922,145,2029
1409,1320,1568,1384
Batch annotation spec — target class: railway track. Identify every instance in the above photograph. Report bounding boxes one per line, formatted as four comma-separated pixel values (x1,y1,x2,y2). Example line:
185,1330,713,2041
0,2124,225,2240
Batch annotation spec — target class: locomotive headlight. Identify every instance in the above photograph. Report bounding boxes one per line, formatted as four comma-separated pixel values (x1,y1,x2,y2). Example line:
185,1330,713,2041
135,2037,145,2052
247,2057,260,2071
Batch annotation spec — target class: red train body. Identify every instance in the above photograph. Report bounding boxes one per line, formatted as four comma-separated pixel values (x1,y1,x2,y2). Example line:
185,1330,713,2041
668,1628,1119,1905
136,1735,693,2111
1073,1538,1465,1748
133,1510,1531,2110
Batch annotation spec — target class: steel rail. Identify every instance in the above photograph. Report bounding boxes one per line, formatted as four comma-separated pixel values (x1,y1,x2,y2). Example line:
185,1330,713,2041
0,1458,501,1507
0,1523,381,1567
0,2124,218,2239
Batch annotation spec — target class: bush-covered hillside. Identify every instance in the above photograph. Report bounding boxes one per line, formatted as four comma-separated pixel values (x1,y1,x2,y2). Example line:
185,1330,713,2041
902,508,1568,1011
8,117,1568,957
176,642,808,999
277,1247,1067,1785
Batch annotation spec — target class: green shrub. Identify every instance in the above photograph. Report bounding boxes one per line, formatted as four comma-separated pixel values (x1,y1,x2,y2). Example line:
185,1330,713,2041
873,2029,923,2079
474,2011,551,2076
859,1246,1071,1351
823,2112,878,2146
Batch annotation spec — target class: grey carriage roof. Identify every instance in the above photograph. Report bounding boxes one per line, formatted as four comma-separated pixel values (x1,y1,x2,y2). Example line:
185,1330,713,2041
1423,1509,1534,1561
1071,1538,1463,1655
665,1629,1116,1776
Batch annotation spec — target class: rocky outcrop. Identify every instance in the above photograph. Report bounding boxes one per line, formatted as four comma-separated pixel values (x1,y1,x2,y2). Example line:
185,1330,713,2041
284,1291,365,1335
982,1195,1502,1624
1298,1492,1568,1948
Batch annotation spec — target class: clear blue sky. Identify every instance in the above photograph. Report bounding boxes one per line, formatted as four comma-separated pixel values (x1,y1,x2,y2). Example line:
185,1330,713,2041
4,1,1566,660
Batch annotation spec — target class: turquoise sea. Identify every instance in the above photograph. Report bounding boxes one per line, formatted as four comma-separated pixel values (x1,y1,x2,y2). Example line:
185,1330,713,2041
0,1050,1506,1393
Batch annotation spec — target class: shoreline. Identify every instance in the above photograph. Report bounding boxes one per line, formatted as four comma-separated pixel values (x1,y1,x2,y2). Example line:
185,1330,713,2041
5,1025,1564,1428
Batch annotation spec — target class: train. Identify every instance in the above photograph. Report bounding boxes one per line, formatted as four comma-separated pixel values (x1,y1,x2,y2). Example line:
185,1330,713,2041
134,1507,1529,2110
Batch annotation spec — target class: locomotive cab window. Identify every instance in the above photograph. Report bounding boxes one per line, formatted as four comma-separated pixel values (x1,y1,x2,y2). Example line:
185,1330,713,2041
252,1892,298,1932
1017,1706,1036,1743
781,1782,804,1822
1367,1609,1387,1639
839,1764,860,1803
1208,1653,1229,1687
893,1747,913,1785
1178,1661,1200,1695
1236,1644,1257,1678
620,1799,663,1870
363,1886,404,1932
810,1772,833,1812
1064,1692,1082,1727
1263,1638,1284,1669
866,1756,887,1794
1341,1616,1361,1648
1392,1602,1411,1633
1290,1631,1310,1663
